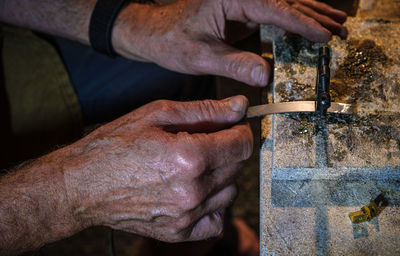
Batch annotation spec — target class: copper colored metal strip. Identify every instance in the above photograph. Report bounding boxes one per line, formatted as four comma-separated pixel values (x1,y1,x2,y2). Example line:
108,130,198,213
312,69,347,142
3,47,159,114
246,101,353,118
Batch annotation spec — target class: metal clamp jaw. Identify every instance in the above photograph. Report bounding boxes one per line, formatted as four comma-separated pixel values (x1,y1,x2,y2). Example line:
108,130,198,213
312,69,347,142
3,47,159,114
315,46,331,118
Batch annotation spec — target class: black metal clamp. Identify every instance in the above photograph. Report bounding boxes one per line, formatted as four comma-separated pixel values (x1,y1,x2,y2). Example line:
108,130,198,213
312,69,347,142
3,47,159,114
315,46,331,117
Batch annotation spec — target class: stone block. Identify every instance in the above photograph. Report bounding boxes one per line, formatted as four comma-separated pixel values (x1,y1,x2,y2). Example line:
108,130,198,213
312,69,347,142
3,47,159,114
260,13,400,256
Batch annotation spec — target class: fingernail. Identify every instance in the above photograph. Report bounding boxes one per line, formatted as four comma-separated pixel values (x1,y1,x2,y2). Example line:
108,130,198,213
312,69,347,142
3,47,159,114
251,65,266,85
229,96,246,113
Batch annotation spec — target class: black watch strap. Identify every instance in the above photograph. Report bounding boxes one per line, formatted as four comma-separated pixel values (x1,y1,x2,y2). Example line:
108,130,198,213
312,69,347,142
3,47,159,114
89,0,128,57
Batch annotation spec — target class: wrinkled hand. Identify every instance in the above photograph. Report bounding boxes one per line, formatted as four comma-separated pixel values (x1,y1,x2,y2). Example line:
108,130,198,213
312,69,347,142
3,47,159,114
63,96,252,242
113,0,347,86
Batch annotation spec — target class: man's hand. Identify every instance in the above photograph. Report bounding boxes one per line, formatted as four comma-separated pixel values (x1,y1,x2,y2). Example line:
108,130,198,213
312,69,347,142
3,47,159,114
0,96,252,254
113,0,348,86
63,95,252,242
1,0,347,87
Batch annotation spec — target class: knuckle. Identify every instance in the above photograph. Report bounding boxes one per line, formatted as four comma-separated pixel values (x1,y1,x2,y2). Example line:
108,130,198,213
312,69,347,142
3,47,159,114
173,141,206,176
177,186,203,211
152,99,172,112
226,55,249,78
169,226,181,237
165,227,185,242
166,221,192,242
269,0,291,10
185,192,203,211
226,53,267,85
196,99,219,119
291,2,301,9
169,231,189,243
145,99,175,120
175,214,194,230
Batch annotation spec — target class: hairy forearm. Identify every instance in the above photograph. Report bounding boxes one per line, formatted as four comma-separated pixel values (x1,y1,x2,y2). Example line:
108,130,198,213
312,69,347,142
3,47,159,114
0,0,98,44
0,150,81,256
0,0,154,61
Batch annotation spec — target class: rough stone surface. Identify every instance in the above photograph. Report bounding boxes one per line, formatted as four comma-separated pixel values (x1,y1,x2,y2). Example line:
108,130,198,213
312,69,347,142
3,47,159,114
260,4,400,255
357,0,400,19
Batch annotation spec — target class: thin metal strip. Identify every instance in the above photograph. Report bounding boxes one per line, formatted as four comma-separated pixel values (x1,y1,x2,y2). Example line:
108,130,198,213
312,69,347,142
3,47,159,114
246,101,353,118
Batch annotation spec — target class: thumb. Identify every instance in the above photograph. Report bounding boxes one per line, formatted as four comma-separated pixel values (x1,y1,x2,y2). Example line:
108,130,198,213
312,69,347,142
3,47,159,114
144,95,249,133
205,44,271,87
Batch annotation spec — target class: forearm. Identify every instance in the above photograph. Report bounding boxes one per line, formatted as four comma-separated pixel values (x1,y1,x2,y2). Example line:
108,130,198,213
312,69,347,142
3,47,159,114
0,150,81,256
0,0,97,45
0,0,154,61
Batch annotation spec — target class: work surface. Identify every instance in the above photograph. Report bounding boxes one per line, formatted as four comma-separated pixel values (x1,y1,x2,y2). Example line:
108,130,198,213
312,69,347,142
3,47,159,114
260,3,400,255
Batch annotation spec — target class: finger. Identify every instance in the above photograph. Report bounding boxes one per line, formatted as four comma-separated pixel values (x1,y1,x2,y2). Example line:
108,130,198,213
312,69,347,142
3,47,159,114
189,38,271,86
200,184,238,217
295,0,347,24
186,208,226,241
206,44,271,87
223,0,332,42
201,163,244,196
142,95,249,132
182,122,253,170
291,2,348,39
262,2,333,42
186,184,237,241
